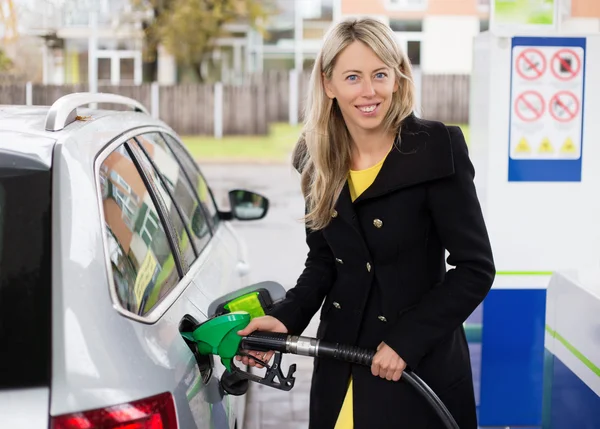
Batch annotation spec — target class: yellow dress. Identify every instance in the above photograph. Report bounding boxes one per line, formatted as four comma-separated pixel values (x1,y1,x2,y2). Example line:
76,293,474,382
334,152,388,429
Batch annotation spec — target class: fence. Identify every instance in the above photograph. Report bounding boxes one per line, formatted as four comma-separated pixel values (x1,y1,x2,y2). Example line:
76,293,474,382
0,71,470,136
420,74,470,124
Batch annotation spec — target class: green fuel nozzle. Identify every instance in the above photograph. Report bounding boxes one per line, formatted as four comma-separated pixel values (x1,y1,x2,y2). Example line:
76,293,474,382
182,311,251,372
181,311,297,394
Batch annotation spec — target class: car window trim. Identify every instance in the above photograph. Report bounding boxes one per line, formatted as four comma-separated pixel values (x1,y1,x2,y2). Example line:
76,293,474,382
130,136,200,259
94,126,198,324
123,141,186,277
159,132,221,230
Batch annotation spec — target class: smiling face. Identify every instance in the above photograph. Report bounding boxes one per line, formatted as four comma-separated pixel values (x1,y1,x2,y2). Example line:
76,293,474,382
323,40,399,136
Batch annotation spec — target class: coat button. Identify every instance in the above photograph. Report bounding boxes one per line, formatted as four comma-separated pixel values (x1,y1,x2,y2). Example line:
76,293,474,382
331,209,338,218
366,262,372,272
333,301,341,309
335,258,344,264
378,315,387,322
373,219,383,228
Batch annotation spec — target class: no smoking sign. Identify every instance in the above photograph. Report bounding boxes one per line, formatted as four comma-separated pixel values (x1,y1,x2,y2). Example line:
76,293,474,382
516,49,546,80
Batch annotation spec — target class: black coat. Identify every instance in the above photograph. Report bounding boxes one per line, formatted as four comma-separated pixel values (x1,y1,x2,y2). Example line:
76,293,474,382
269,114,495,429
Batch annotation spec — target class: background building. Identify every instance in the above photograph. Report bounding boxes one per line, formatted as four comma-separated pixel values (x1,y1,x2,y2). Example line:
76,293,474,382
5,0,600,85
246,0,600,76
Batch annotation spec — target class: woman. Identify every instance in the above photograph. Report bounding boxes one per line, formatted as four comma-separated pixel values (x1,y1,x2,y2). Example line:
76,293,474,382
237,17,495,429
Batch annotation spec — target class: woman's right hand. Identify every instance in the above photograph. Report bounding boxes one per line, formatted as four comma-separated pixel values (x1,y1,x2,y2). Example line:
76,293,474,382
236,315,288,368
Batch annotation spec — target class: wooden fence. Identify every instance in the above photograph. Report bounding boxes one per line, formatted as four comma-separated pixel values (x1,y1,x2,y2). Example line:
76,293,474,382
0,71,470,136
420,74,470,124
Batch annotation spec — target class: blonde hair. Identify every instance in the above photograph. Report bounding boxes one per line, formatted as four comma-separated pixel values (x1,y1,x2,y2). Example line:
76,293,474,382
293,17,416,231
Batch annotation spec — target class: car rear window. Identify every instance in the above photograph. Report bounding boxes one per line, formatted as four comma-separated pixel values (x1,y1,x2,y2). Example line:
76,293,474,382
0,159,52,389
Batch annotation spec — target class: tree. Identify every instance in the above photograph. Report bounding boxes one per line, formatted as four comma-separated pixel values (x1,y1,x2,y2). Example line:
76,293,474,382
0,49,14,72
136,0,275,82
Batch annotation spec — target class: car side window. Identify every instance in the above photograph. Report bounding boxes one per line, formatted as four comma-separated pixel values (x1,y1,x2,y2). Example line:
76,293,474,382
100,144,180,316
128,138,197,271
161,133,221,229
133,133,211,257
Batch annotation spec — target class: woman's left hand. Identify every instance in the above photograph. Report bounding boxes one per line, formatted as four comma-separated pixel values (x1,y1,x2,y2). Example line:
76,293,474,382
371,342,407,381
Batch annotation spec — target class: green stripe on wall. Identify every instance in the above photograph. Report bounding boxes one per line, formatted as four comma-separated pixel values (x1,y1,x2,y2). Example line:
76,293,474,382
546,325,600,378
496,271,553,276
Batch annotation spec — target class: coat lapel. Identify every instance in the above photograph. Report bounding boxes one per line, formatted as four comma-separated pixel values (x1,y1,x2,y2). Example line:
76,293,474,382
333,180,361,235
352,113,455,205
331,113,455,231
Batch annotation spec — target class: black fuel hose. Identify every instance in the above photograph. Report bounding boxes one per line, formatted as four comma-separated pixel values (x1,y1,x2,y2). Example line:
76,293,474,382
241,331,460,429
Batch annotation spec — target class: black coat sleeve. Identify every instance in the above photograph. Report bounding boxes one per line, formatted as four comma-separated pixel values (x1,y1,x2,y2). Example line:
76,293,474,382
268,221,336,335
384,126,495,369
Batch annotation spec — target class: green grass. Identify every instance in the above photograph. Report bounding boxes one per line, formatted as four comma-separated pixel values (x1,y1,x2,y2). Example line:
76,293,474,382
181,122,303,163
181,122,470,162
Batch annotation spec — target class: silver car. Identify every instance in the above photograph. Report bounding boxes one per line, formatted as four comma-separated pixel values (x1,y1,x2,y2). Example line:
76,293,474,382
0,93,270,429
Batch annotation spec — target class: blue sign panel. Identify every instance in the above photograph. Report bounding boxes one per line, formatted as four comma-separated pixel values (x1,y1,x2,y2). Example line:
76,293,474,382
508,37,586,182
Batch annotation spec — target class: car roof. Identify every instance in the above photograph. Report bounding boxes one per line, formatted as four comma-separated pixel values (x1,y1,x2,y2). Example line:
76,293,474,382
1,105,80,134
0,94,173,168
0,106,108,168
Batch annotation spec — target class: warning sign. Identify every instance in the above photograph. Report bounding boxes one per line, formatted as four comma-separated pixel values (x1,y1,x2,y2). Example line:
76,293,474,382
509,37,585,177
538,138,554,154
515,138,531,154
560,138,577,155
516,49,546,80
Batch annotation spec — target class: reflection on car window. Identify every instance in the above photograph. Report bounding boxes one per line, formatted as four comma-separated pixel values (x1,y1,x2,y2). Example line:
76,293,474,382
134,133,211,258
129,138,195,270
100,144,179,316
161,133,220,229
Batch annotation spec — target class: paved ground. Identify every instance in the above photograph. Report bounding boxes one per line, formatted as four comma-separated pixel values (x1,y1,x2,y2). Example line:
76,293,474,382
202,163,529,429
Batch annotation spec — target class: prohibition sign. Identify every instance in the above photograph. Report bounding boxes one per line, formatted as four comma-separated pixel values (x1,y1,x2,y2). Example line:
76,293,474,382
549,91,579,122
516,48,546,80
515,91,545,122
551,49,581,80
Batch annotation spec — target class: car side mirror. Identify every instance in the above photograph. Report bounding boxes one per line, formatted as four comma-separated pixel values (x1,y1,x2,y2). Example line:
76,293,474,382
228,189,269,221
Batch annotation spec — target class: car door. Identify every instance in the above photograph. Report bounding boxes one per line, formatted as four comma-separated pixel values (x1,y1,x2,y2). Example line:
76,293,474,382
157,132,249,295
127,132,240,428
136,132,252,421
99,138,233,429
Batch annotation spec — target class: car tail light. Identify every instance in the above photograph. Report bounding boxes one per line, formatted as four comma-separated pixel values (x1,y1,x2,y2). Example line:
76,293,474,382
51,392,177,429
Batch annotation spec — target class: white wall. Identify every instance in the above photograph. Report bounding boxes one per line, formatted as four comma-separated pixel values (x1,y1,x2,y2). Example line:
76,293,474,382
157,45,177,85
560,17,600,33
422,15,480,74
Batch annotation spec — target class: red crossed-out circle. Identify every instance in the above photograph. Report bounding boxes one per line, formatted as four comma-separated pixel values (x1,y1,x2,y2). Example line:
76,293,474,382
551,49,581,81
549,91,580,122
516,48,546,80
515,91,545,122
